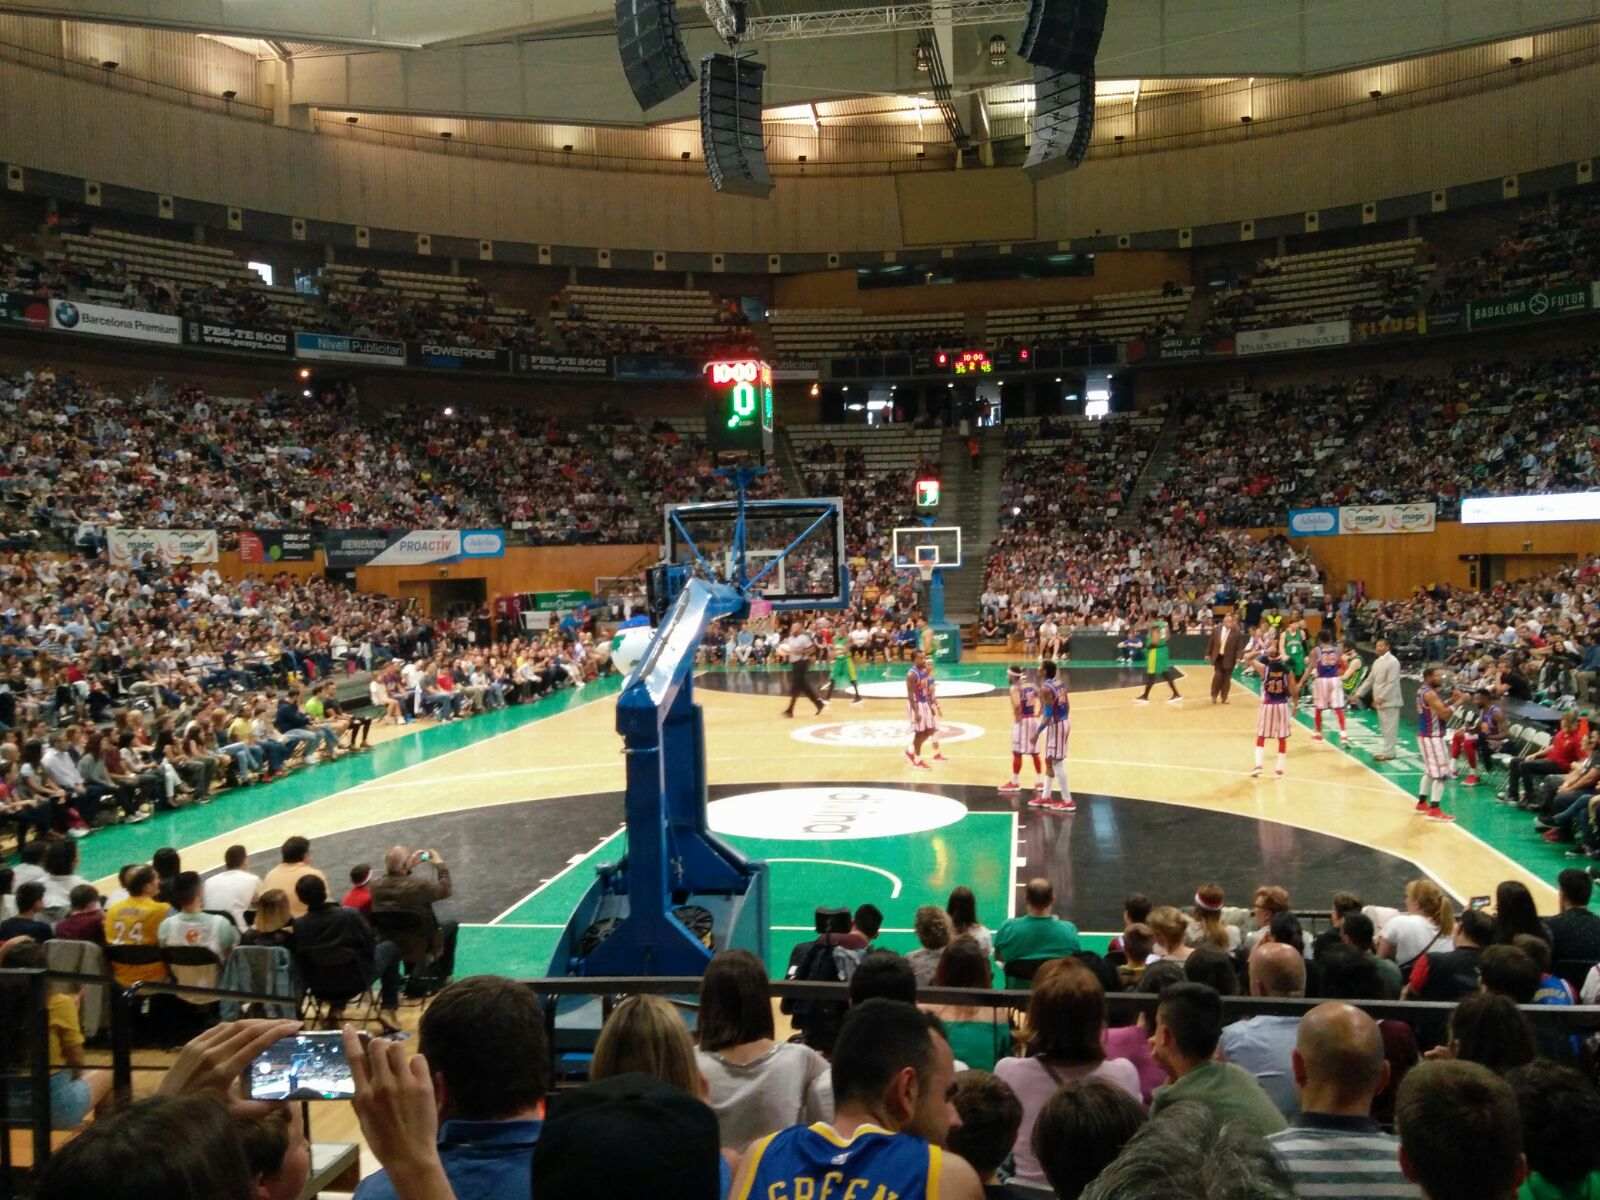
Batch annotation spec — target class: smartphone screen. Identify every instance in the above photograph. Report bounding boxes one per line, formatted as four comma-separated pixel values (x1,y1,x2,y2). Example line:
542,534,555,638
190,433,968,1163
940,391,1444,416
244,1031,356,1101
1469,895,1491,910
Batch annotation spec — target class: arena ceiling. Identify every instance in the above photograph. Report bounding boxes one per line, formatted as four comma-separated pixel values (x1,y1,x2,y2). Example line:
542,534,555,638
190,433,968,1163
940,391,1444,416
4,0,1598,126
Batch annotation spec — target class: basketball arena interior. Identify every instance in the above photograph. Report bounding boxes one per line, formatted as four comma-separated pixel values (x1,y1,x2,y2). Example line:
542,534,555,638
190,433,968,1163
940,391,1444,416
0,3,1599,1198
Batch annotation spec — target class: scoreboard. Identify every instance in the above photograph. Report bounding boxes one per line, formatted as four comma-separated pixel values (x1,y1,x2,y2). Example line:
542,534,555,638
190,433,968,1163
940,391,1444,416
704,357,774,460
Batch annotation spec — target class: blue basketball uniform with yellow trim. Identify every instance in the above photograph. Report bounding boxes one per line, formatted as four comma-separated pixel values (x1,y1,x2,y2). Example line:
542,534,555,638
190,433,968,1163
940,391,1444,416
736,1123,941,1200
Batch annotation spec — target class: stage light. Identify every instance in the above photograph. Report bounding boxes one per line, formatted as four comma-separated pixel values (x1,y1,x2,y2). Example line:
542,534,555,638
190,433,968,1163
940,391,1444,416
301,388,312,398
443,406,455,416
297,367,311,381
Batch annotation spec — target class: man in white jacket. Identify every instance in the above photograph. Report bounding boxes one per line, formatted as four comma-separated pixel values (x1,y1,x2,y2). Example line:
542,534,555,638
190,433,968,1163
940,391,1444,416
1354,639,1403,760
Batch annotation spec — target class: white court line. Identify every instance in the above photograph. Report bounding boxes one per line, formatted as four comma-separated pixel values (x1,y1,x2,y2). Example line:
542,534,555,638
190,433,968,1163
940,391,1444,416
350,754,753,794
465,923,568,930
765,858,904,898
488,826,625,924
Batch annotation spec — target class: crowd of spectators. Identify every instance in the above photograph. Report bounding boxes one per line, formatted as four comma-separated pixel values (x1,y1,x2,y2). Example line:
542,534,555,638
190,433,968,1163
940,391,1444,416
1430,187,1600,310
553,293,753,360
1206,258,1426,336
1154,350,1600,527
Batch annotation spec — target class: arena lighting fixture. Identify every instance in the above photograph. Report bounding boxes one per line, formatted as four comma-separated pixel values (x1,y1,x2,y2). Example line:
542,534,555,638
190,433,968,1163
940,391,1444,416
297,367,311,381
443,406,455,416
914,44,932,72
988,34,1008,67
808,382,819,396
301,388,312,398
1054,376,1062,382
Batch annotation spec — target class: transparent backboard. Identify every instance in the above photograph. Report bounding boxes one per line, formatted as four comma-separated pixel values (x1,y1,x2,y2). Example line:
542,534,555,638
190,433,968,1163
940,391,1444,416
891,525,962,571
665,497,845,606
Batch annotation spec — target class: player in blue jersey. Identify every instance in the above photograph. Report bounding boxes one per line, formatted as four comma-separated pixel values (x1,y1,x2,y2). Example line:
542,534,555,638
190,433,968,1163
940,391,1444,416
905,652,937,770
732,999,982,1200
1309,627,1351,742
1251,653,1300,777
1030,660,1074,813
1000,666,1044,794
1415,665,1463,822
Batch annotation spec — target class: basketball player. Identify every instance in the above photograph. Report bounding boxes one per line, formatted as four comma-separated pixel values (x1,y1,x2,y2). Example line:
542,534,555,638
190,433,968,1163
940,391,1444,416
1280,616,1309,700
823,633,864,705
780,622,827,719
1033,659,1074,811
1416,665,1461,822
999,666,1043,794
1308,627,1350,742
1251,651,1298,777
1134,618,1181,704
923,662,947,762
904,650,937,769
1451,687,1506,786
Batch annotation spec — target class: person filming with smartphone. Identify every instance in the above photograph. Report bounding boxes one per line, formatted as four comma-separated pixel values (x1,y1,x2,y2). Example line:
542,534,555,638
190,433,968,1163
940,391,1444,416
370,845,457,998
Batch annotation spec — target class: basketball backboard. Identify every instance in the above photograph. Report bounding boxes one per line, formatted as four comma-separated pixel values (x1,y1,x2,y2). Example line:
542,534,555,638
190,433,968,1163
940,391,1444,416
891,525,962,571
665,496,847,607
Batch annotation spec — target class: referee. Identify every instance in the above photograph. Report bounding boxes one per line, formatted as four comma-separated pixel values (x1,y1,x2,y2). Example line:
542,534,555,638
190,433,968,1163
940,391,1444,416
780,622,828,718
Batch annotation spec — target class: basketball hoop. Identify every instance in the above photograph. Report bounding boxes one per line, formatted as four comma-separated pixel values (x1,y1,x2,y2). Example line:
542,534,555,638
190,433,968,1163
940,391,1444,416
916,561,936,585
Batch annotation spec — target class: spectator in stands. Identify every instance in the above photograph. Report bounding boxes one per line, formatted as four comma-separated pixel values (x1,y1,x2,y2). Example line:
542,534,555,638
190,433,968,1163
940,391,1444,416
39,840,88,914
1505,711,1587,808
53,884,106,945
102,865,169,988
342,864,375,916
850,949,918,1006
590,994,709,1112
1396,1061,1527,1200
1149,982,1288,1136
261,837,326,920
1436,993,1536,1074
1266,1002,1417,1197
1338,912,1404,997
946,886,993,959
35,1093,255,1200
290,874,402,1031
694,948,831,1151
0,937,107,1127
995,957,1141,1187
1507,1061,1600,1200
994,878,1080,982
947,1071,1023,1199
907,905,952,988
1031,1079,1145,1200
158,870,238,966
1148,906,1193,964
1219,942,1307,1119
1378,880,1455,973
1544,867,1600,967
353,976,549,1200
233,1105,312,1200
0,881,52,942
369,845,456,988
1080,1113,1298,1200
1405,907,1493,1004
241,890,294,949
732,999,982,1200
202,844,260,932
922,936,1013,1072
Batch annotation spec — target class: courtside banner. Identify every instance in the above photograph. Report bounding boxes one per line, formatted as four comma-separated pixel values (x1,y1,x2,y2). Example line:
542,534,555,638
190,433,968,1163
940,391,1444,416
515,351,611,377
294,332,406,366
1462,493,1600,524
1338,502,1436,535
50,300,182,345
1286,507,1340,537
324,529,507,567
1235,320,1351,357
409,342,511,372
237,529,315,563
107,528,219,566
1467,285,1590,331
186,321,291,356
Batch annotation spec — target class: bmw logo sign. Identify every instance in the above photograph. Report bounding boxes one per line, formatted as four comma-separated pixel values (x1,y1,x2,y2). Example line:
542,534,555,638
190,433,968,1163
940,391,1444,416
53,301,79,328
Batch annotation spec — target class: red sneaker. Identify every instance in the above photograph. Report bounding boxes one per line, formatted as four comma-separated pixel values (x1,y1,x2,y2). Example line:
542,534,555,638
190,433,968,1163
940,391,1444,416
997,780,1021,793
932,753,948,762
1027,793,1052,809
1542,828,1565,843
1463,774,1480,786
1047,797,1076,813
1426,807,1456,823
910,758,931,771
1415,799,1430,814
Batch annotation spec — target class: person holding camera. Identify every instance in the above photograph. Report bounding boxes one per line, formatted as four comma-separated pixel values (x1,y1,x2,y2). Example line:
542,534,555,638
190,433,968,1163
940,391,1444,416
370,846,457,996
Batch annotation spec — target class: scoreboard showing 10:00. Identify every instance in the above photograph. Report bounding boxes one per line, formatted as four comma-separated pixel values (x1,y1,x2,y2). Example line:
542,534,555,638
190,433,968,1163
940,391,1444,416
704,357,775,461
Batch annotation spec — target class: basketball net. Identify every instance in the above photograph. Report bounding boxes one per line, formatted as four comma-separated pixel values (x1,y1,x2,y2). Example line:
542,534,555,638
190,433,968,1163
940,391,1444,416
916,562,936,585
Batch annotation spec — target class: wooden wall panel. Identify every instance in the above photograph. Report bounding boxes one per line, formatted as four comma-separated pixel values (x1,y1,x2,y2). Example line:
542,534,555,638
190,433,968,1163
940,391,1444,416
1300,521,1600,599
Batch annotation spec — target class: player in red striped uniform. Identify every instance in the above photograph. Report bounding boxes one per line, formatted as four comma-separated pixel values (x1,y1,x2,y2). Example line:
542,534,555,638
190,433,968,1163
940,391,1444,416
1308,628,1350,743
1251,653,1299,777
1415,666,1461,822
904,652,937,770
999,667,1043,794
1030,660,1074,812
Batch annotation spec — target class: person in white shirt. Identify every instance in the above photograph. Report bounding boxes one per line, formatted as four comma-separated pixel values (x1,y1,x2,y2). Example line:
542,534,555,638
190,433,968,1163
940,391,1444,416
201,844,261,931
158,870,239,967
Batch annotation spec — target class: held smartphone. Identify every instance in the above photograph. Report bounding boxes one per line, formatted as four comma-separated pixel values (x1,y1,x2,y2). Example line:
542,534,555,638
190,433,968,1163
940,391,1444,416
1469,895,1491,910
417,851,431,863
243,1030,365,1101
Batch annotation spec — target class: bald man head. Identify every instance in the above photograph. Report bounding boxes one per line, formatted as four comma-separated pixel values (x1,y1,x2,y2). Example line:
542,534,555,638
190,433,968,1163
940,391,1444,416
1293,1002,1388,1115
1249,941,1307,999
384,845,411,875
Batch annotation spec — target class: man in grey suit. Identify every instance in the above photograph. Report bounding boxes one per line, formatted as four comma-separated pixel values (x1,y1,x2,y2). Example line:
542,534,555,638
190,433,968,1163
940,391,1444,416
1207,613,1244,703
1354,638,1403,759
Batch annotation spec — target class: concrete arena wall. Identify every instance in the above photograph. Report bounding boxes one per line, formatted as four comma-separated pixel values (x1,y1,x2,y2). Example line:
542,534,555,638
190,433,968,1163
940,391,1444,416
1,54,1598,254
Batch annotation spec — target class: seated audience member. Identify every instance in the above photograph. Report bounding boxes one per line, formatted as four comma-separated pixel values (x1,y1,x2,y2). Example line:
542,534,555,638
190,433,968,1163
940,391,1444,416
354,976,548,1200
1377,880,1453,970
1338,911,1403,998
533,1073,722,1200
1396,1061,1528,1200
153,847,183,906
1310,892,1364,959
922,936,1013,1071
1147,906,1193,964
1079,1113,1298,1200
1405,907,1493,1004
850,949,918,1006
1507,1061,1600,1200
1149,982,1288,1137
103,865,170,987
994,878,1080,981
35,1094,254,1200
261,837,326,920
40,840,89,913
947,1071,1024,1200
158,871,240,978
1105,960,1183,1105
908,905,952,988
1183,945,1240,996
695,948,831,1151
995,957,1141,1187
290,874,402,1029
1479,943,1542,1005
1187,883,1240,952
202,845,260,931
1266,1002,1420,1197
10,842,47,888
233,1104,311,1200
1545,868,1600,966
53,884,106,945
369,845,456,982
1247,886,1291,951
0,881,52,942
592,994,705,1098
947,886,994,959
1218,942,1307,1118
1117,924,1155,986
1435,992,1536,1074
1031,1079,1145,1200
0,939,111,1128
1312,943,1418,1126
241,889,294,948
342,864,374,916
731,999,982,1200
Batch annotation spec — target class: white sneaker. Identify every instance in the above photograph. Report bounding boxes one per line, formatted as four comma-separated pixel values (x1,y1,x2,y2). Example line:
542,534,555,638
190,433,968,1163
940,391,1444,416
1133,697,1150,705
1166,697,1183,706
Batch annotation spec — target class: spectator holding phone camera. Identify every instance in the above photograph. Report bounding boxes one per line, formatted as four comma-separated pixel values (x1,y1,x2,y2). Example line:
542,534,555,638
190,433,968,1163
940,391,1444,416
370,845,457,990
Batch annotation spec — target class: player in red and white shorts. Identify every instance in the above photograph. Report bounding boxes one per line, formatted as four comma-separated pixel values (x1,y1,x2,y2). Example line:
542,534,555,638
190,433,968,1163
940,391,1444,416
1414,666,1460,821
1308,629,1350,743
1030,659,1074,812
1000,666,1043,793
1252,654,1298,777
904,651,937,769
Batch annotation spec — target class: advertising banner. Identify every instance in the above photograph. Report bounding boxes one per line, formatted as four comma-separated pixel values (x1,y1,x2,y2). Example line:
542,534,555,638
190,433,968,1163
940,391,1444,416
1461,493,1600,524
1351,311,1426,343
323,529,506,568
409,343,511,372
530,590,593,611
186,321,291,356
50,300,182,345
1127,334,1235,363
1286,507,1341,537
294,332,406,366
1235,320,1351,357
515,351,611,377
612,355,703,382
107,528,219,566
0,290,39,326
237,529,315,564
1337,502,1437,535
1421,306,1466,335
1467,286,1590,331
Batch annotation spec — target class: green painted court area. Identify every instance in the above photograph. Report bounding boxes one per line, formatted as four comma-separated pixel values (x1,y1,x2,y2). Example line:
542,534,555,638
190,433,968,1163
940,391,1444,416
459,811,1017,979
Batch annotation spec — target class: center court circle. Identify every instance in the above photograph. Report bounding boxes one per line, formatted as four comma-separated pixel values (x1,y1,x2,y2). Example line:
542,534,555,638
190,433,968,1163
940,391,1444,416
707,786,969,839
791,719,984,748
854,680,995,699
